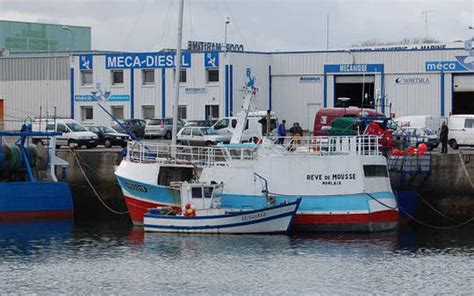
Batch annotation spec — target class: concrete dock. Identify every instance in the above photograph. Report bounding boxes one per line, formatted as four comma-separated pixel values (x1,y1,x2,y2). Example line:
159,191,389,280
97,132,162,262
60,145,474,224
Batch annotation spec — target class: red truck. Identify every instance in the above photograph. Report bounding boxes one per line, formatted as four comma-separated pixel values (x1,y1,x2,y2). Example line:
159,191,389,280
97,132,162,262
313,107,385,136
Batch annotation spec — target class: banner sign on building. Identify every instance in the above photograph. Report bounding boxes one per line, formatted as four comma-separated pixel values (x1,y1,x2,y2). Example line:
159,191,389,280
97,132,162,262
80,55,93,70
105,52,191,69
204,52,219,68
425,54,474,72
426,39,474,72
395,77,431,84
299,76,322,83
324,64,384,73
188,40,244,52
185,87,207,94
75,94,130,102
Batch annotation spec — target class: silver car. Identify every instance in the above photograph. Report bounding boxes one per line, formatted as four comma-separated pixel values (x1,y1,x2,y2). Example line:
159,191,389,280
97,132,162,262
177,127,231,146
145,118,185,139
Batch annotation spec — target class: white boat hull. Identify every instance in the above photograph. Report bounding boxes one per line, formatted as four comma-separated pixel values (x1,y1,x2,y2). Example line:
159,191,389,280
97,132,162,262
143,200,300,234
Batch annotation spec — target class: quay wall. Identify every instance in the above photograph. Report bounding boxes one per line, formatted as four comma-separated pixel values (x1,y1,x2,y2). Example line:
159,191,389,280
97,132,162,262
60,150,474,223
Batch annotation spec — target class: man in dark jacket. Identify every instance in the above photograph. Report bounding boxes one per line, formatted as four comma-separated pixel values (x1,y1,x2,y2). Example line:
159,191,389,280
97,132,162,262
440,121,448,154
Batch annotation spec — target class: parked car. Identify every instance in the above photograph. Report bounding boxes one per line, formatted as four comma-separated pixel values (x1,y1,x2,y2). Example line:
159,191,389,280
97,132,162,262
184,120,218,127
211,112,278,143
112,119,146,138
32,118,99,149
392,127,439,150
177,127,231,146
393,115,446,135
448,115,474,149
313,107,384,136
86,126,130,148
145,118,185,139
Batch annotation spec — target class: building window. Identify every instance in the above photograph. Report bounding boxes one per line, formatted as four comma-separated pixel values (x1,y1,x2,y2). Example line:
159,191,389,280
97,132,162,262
142,69,155,85
81,70,93,86
142,105,155,120
207,68,219,83
111,70,124,85
205,105,219,120
178,105,187,120
173,69,187,83
111,106,124,120
81,106,93,121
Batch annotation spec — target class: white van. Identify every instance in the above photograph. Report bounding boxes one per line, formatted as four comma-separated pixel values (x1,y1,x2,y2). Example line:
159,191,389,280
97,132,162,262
32,118,99,149
447,115,474,149
394,115,446,134
211,112,278,143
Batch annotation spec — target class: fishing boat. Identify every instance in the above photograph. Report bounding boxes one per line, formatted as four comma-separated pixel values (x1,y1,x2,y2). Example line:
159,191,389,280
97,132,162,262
0,123,73,221
115,0,398,232
143,182,301,234
116,83,398,232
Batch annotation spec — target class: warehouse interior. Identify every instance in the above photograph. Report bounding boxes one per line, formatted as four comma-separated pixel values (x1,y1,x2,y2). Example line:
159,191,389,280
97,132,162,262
334,75,375,108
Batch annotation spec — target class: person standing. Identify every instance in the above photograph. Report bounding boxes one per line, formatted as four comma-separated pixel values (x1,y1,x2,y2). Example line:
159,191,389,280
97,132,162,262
277,120,286,144
440,121,449,154
289,122,303,145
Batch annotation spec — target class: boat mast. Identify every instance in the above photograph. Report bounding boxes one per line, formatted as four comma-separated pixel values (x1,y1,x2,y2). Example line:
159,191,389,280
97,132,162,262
171,0,184,157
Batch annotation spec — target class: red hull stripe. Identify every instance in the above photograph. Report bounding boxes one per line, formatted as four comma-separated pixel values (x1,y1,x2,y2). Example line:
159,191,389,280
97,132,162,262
0,210,73,222
124,195,179,224
124,195,398,225
294,210,399,225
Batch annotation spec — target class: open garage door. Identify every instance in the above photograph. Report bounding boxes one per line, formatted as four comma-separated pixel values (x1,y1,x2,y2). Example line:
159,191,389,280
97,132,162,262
334,75,375,108
453,75,474,114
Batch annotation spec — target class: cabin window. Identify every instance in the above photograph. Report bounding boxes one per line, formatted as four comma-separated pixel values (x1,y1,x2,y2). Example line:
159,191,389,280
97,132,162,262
203,187,213,198
192,187,202,199
363,165,388,177
157,167,194,186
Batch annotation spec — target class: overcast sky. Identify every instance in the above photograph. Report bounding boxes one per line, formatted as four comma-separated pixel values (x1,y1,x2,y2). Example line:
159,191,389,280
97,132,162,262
1,0,473,52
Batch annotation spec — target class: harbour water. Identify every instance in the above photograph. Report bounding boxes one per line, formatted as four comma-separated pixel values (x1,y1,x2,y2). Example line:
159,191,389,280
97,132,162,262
0,219,473,294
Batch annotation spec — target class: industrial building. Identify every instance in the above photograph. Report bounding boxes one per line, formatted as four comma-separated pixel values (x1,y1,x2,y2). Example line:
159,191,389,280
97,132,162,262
1,43,474,130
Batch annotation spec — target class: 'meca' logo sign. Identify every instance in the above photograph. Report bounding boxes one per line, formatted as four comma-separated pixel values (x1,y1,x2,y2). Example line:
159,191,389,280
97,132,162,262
426,38,474,72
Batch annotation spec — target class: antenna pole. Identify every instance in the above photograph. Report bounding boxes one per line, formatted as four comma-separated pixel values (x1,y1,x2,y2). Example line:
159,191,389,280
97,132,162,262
171,0,184,157
421,10,431,39
326,14,330,50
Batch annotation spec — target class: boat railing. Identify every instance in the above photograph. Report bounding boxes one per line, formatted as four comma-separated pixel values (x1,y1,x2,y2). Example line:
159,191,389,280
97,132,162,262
125,142,258,165
264,135,381,156
125,135,381,165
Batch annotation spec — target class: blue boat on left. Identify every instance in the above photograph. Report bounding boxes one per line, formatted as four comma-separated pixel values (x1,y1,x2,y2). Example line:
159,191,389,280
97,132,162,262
0,123,73,221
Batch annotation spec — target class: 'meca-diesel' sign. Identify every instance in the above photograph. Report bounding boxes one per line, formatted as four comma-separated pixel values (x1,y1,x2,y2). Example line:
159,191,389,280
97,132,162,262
105,52,191,69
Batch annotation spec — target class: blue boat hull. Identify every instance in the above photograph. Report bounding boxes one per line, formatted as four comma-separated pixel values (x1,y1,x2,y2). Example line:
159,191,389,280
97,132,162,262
0,182,73,221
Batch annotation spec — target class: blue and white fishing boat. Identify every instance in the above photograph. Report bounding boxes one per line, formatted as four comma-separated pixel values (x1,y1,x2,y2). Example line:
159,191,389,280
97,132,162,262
115,0,398,232
143,182,301,234
0,123,73,221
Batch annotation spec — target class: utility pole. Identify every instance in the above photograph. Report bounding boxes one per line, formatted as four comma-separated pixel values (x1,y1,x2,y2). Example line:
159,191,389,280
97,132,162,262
326,14,330,50
421,10,432,39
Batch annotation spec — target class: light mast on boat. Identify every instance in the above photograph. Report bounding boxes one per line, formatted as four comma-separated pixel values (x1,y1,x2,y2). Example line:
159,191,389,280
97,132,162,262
171,0,185,158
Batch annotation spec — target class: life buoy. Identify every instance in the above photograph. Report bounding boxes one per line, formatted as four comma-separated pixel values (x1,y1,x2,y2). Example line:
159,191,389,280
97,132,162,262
182,203,196,217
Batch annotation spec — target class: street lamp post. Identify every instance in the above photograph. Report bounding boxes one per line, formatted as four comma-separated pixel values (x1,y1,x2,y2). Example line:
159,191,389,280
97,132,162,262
62,26,74,51
224,17,231,53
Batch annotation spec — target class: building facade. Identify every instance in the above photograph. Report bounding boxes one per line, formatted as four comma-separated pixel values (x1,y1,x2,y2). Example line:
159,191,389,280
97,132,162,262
1,45,474,130
0,20,91,53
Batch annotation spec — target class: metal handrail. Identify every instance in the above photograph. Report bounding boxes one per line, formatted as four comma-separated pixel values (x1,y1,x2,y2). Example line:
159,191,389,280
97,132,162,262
125,135,382,166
